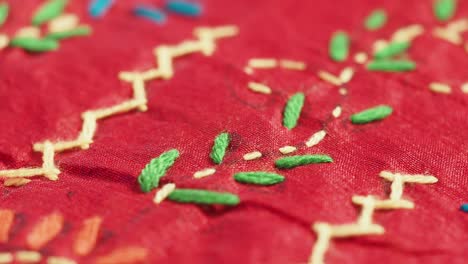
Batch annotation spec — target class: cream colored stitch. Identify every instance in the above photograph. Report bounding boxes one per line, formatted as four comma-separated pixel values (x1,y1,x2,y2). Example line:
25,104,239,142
305,130,326,148
41,141,60,181
0,252,12,264
193,168,216,179
0,25,238,183
338,88,348,95
391,24,424,42
0,34,9,50
247,82,272,94
154,46,175,79
317,71,342,86
279,146,297,154
15,26,41,38
379,171,438,184
279,60,306,70
309,223,332,264
15,251,42,263
447,19,468,33
244,67,254,75
433,27,462,45
48,14,79,33
243,151,262,160
461,83,468,94
354,52,367,64
352,195,414,210
429,82,452,94
309,196,384,264
248,58,277,69
153,183,176,204
339,67,354,84
4,178,31,187
373,39,388,52
77,112,98,149
390,173,404,200
332,106,342,118
47,256,76,264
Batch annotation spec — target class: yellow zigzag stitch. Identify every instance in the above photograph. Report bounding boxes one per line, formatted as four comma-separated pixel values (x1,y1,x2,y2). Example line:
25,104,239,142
308,171,438,264
0,25,239,184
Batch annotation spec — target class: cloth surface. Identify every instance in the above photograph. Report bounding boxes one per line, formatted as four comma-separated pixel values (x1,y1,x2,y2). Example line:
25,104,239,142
1,0,468,263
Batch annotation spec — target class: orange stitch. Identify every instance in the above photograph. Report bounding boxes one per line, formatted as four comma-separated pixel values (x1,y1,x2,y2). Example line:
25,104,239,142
73,216,102,256
27,212,64,250
94,246,148,264
0,209,15,243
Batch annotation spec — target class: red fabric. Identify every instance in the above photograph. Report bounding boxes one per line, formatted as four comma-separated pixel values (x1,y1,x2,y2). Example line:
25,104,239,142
1,0,468,263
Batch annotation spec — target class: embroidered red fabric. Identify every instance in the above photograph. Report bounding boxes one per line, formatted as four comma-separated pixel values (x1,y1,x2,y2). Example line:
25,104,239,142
1,0,467,263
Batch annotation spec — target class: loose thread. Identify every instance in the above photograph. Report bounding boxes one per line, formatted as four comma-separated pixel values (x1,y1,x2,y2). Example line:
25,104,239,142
210,133,230,164
283,93,305,130
27,212,64,250
137,149,180,193
275,155,333,169
73,216,102,256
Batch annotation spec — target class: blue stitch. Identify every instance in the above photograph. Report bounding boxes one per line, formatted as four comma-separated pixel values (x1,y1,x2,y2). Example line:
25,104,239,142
460,203,468,213
134,6,167,24
165,0,202,17
89,0,114,18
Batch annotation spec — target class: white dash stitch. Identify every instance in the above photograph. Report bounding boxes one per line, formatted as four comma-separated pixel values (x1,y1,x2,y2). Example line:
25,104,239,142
332,106,342,118
279,146,297,155
243,151,262,161
193,168,216,179
339,67,354,84
248,82,272,94
306,130,326,148
153,183,176,204
429,82,452,94
462,83,468,94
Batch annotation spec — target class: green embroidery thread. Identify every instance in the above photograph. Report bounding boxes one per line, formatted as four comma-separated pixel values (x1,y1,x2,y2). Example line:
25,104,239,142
275,155,333,169
32,0,68,26
350,105,393,124
234,172,285,186
434,0,456,21
0,2,9,27
210,132,230,164
366,60,416,72
138,149,180,193
10,37,59,52
329,31,349,62
46,26,92,40
168,189,240,205
283,92,305,130
374,42,410,59
365,9,387,31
